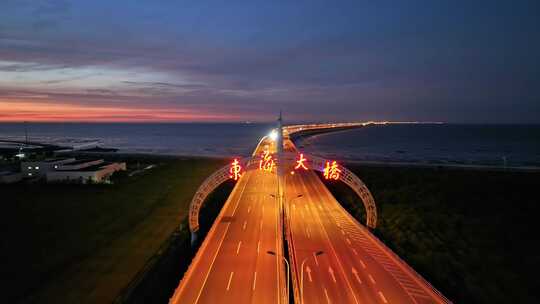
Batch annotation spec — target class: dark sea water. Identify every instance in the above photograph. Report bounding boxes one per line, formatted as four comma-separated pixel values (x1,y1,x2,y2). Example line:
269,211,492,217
297,124,540,167
0,123,539,167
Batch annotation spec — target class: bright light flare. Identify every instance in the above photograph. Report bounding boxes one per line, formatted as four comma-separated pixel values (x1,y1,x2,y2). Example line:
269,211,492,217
269,129,278,141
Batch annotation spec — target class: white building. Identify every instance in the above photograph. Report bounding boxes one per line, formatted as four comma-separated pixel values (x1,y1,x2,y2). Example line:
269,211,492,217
46,161,126,184
20,158,126,184
21,158,76,178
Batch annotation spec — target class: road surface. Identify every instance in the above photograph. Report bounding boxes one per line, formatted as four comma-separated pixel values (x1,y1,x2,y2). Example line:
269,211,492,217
284,138,449,304
169,138,287,304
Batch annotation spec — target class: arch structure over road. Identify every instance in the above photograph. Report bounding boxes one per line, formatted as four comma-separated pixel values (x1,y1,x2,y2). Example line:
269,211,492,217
188,152,377,243
281,152,377,229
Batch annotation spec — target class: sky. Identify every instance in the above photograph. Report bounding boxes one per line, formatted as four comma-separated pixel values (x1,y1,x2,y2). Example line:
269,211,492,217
0,0,539,123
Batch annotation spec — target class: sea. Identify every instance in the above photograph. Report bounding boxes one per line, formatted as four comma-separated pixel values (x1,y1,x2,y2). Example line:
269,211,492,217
0,123,539,168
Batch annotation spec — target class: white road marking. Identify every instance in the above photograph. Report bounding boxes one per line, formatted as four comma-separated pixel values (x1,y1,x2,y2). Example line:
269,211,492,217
252,271,257,291
378,291,388,303
328,266,337,283
360,259,366,269
306,228,311,239
226,272,234,291
243,221,247,230
346,238,352,245
341,229,346,235
369,274,376,284
257,240,260,254
352,267,362,284
314,252,320,266
260,221,263,231
236,241,242,254
352,249,358,256
306,265,313,282
324,287,331,304
247,206,251,213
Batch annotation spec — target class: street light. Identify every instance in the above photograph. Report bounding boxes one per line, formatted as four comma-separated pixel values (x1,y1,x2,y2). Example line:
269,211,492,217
300,251,324,304
267,250,290,303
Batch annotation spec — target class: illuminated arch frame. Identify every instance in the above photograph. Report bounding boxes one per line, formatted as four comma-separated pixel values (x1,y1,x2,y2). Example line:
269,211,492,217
188,153,377,243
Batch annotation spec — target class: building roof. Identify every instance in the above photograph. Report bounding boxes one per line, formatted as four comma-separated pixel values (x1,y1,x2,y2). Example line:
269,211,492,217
44,157,71,163
55,162,114,172
62,159,102,166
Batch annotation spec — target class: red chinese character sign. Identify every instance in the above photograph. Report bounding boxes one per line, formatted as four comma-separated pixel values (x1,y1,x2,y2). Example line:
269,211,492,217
295,153,308,170
229,158,243,180
259,150,275,172
323,160,341,180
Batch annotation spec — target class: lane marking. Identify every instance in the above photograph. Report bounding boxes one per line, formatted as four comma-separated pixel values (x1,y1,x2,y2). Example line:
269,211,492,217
189,170,253,304
226,271,234,291
252,271,257,291
236,241,242,255
378,291,388,303
341,229,346,235
369,274,376,284
242,221,247,230
298,174,360,304
306,265,313,282
257,240,260,254
352,248,358,256
352,268,362,284
260,221,263,231
314,252,320,266
360,259,366,269
346,238,352,245
247,205,251,213
328,266,337,283
324,287,331,304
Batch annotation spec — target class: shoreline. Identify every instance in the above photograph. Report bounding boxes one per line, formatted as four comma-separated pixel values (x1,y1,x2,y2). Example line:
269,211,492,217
60,150,540,173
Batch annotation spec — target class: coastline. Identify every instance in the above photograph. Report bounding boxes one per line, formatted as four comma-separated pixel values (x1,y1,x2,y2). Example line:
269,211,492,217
59,150,540,173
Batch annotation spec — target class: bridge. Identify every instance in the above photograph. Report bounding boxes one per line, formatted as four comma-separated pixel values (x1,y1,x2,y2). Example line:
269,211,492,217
170,120,451,304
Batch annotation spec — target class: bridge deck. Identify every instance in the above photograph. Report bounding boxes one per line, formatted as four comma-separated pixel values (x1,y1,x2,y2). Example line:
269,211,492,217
284,138,449,304
169,138,286,304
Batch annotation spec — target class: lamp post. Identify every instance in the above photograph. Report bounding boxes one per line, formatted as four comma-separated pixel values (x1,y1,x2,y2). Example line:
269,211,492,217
267,250,290,304
270,193,302,240
300,251,324,304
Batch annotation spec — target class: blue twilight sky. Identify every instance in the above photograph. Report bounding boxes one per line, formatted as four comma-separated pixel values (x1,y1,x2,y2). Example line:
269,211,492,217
0,0,539,122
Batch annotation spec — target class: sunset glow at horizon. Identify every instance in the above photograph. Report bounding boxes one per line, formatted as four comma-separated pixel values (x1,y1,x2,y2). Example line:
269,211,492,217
0,100,244,123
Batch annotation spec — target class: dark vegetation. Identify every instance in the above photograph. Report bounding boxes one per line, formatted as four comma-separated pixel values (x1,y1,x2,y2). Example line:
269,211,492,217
116,180,234,304
323,165,540,303
0,156,226,303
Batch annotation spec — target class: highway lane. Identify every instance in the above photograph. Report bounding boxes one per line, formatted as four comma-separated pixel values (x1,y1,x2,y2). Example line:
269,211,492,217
284,138,449,304
170,139,287,304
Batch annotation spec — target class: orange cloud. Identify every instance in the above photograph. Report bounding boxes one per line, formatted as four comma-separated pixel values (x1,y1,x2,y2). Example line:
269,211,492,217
0,100,240,122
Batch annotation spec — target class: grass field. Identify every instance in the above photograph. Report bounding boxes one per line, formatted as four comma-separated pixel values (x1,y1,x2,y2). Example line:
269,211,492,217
323,165,540,303
3,155,539,304
0,156,226,303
